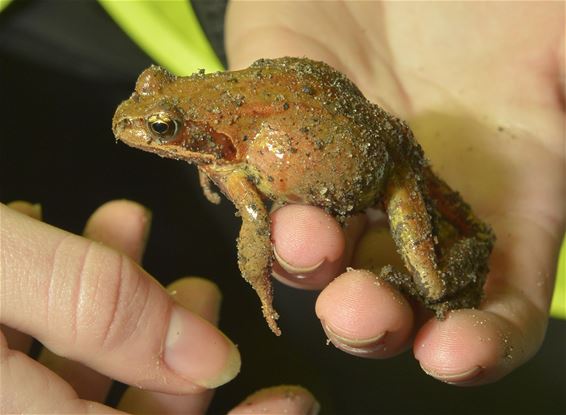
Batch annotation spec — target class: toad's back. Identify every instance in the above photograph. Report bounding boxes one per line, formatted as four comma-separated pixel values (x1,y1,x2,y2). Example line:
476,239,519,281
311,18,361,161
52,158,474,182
115,56,424,215
191,57,420,216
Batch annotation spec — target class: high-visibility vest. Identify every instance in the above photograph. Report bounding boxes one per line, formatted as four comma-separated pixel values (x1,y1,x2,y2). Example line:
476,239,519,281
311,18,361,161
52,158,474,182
0,0,223,74
99,0,224,74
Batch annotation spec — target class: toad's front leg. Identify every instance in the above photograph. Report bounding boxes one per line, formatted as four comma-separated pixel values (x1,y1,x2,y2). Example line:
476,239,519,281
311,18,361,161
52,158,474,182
198,168,222,204
209,169,280,335
382,163,494,317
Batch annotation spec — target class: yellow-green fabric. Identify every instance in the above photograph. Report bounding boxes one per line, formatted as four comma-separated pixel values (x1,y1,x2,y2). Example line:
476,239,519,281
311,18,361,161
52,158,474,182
99,0,223,75
550,238,566,318
0,0,12,12
1,0,564,319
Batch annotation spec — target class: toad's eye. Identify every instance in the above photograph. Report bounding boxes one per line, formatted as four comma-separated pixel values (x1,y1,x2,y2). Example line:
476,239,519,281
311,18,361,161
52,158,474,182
147,114,179,141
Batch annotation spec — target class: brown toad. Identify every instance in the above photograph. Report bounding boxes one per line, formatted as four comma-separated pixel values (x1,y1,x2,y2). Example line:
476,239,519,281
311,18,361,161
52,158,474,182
112,57,495,335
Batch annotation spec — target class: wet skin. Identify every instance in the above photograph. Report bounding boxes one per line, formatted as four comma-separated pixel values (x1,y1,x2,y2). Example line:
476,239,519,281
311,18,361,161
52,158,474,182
113,57,495,335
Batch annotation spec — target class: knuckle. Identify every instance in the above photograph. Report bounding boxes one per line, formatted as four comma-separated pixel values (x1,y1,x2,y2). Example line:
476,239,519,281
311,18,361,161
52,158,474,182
86,251,151,352
66,242,150,354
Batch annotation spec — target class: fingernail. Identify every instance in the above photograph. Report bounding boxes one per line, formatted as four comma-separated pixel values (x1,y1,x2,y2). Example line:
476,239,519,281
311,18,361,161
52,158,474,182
273,245,324,275
164,305,240,388
322,321,387,354
420,363,483,384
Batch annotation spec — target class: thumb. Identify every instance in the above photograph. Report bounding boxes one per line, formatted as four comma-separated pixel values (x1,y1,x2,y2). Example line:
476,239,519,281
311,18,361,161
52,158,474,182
0,204,240,392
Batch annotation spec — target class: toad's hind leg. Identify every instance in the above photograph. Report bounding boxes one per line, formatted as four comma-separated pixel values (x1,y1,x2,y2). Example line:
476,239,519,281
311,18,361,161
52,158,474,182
383,164,495,317
423,166,495,314
211,170,280,335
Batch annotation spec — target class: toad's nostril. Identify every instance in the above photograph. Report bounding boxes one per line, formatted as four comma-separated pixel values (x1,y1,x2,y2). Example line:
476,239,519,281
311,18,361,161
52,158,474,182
113,118,132,134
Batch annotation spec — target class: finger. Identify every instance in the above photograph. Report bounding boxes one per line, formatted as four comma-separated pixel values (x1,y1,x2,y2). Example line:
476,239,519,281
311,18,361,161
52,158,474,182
38,200,152,401
352,215,406,274
0,333,124,414
1,201,42,353
119,278,220,415
83,200,151,261
414,215,559,385
0,204,240,393
271,205,364,289
228,385,319,415
7,200,42,220
315,270,414,358
168,277,222,325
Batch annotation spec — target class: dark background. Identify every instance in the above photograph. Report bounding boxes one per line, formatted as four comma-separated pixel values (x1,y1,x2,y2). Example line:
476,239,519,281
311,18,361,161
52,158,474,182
1,1,565,414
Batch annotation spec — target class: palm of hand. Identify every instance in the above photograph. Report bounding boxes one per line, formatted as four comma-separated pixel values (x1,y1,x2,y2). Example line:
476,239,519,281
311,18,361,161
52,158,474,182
353,1,564,314
357,2,564,323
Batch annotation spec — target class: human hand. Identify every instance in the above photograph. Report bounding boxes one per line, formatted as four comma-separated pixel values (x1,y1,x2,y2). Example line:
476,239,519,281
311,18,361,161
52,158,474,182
0,201,318,414
226,1,565,385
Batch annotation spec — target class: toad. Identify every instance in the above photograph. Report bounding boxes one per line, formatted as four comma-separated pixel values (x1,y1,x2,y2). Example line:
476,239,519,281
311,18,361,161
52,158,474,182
113,57,495,335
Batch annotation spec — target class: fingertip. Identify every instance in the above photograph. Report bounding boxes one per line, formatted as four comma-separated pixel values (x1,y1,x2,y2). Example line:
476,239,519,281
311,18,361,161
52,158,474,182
7,201,42,220
414,310,515,385
90,199,149,218
164,277,239,388
229,385,319,415
271,205,345,289
167,277,222,325
84,199,151,261
315,269,413,358
164,305,241,389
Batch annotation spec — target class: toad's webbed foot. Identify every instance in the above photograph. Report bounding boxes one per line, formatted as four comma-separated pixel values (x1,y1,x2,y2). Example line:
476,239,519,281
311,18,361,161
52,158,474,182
382,163,495,317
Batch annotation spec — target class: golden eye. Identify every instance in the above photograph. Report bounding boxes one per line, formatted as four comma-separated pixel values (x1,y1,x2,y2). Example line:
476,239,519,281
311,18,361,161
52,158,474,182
147,114,179,141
